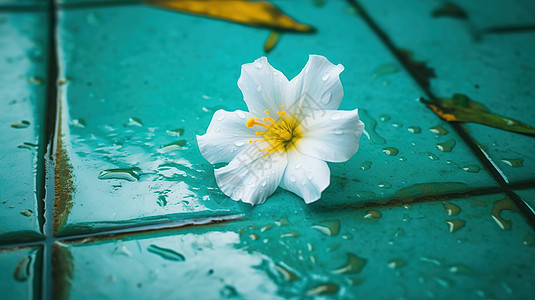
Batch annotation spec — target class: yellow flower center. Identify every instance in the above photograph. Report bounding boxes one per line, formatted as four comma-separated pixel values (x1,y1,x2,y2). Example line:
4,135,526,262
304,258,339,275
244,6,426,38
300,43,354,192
246,105,302,156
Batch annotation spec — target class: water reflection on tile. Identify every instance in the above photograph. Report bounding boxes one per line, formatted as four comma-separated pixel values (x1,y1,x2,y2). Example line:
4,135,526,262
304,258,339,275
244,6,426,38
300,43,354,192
0,246,42,300
0,11,47,243
55,193,535,298
359,0,535,183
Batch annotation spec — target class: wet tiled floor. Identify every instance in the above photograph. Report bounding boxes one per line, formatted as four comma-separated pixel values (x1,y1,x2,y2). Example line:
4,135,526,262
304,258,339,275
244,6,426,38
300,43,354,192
1,0,534,299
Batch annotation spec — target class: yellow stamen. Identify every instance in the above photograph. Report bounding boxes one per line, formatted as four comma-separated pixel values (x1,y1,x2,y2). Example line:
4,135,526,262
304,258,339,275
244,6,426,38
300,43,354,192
246,105,302,157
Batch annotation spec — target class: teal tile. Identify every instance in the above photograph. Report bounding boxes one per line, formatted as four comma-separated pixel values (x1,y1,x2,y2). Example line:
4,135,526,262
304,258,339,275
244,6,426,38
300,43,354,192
359,0,535,183
54,193,535,298
0,11,47,243
54,1,498,235
0,245,42,300
0,0,45,6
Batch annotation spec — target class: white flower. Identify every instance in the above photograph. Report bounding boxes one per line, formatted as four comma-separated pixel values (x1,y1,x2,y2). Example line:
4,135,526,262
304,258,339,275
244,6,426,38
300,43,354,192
197,55,364,205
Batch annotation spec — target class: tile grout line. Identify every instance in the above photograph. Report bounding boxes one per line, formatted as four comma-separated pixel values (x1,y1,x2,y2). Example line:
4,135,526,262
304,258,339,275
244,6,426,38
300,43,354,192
42,0,60,299
347,0,535,228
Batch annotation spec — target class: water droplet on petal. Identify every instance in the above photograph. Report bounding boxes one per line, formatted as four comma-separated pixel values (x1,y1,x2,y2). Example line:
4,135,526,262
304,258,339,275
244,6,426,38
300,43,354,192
295,164,301,169
261,181,267,187
234,141,245,147
236,111,246,119
255,62,263,69
256,85,262,92
322,72,330,81
289,175,296,182
330,112,341,120
321,92,332,104
217,114,225,121
215,127,220,132
334,129,343,135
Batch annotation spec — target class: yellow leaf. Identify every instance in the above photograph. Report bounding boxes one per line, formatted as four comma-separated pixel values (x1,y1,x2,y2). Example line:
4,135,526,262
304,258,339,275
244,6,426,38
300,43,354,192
264,31,280,53
145,0,315,32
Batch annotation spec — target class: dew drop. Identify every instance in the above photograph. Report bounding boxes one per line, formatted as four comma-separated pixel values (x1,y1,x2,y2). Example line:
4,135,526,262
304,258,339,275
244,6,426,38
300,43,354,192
361,161,372,170
490,197,520,230
312,220,340,236
295,164,301,169
236,111,246,119
462,165,481,173
388,258,407,269
392,122,403,128
256,85,262,92
380,114,391,122
430,125,448,135
382,147,399,156
289,175,296,182
523,234,534,246
321,92,332,104
19,209,33,217
98,167,141,181
334,129,343,135
322,72,330,81
443,201,461,216
427,152,440,160
249,233,259,241
332,253,367,274
501,158,524,168
11,120,31,129
281,231,299,238
158,140,187,153
360,109,386,145
215,127,220,132
261,181,267,187
127,117,143,127
437,139,456,152
276,264,299,281
234,140,245,147
445,219,466,232
377,183,392,188
254,62,263,69
399,156,407,161
166,128,184,137
275,216,290,226
306,283,339,296
408,126,421,134
217,114,225,121
330,112,341,120
364,210,382,218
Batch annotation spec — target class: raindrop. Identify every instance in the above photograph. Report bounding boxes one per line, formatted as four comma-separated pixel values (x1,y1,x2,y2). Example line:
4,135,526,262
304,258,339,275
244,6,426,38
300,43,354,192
71,119,86,128
234,141,245,147
360,109,386,145
443,202,461,216
380,114,391,122
13,256,31,282
361,161,372,170
217,114,225,121
446,219,466,232
112,244,132,257
19,210,33,217
261,181,267,187
321,92,332,104
236,111,246,119
254,62,263,69
437,139,456,152
490,197,520,230
321,72,331,81
501,158,524,168
147,244,185,261
388,258,407,269
127,117,143,127
523,234,534,246
448,264,475,275
295,164,301,169
281,231,299,238
166,128,184,137
306,283,339,296
260,224,273,232
275,216,290,226
372,63,399,77
427,152,439,160
382,147,399,156
249,233,259,241
377,183,392,188
158,140,187,153
276,263,299,281
215,127,220,132
430,125,448,135
312,220,340,236
332,253,367,274
334,129,343,135
364,210,382,218
399,156,407,161
408,126,421,134
256,85,262,92
330,112,341,120
289,175,296,182
11,120,31,129
462,165,481,173
98,167,141,181
392,122,403,128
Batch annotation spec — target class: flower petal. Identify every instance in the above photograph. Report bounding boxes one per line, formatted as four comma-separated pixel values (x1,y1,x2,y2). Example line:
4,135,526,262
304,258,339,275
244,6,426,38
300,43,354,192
296,109,364,163
237,57,291,117
289,55,345,114
214,142,288,205
279,150,330,204
197,109,256,164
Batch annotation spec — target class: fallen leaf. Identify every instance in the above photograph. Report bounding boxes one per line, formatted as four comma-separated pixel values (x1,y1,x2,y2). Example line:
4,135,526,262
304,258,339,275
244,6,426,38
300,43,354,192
145,0,315,33
264,30,280,53
421,93,535,136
